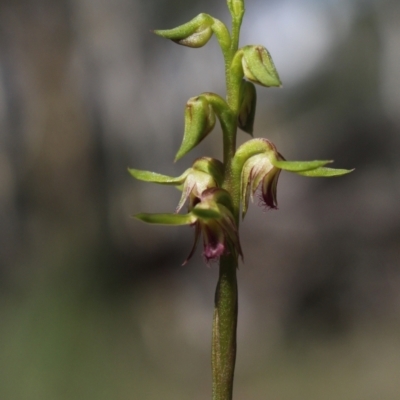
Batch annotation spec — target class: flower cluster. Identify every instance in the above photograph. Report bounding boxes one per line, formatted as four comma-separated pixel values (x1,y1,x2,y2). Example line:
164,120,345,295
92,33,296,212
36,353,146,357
129,158,242,264
129,10,352,265
232,138,352,218
130,140,350,264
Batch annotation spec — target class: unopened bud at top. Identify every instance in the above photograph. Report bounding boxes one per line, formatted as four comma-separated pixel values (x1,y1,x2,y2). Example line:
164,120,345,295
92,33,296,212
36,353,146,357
153,13,214,48
227,0,245,19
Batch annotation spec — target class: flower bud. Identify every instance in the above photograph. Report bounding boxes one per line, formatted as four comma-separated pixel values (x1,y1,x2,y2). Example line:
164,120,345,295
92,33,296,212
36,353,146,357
242,45,282,87
175,96,216,161
238,80,257,135
153,13,214,48
227,0,245,19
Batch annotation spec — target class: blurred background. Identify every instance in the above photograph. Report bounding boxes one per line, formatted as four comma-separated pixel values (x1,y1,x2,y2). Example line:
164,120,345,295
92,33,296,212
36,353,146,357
1,0,400,399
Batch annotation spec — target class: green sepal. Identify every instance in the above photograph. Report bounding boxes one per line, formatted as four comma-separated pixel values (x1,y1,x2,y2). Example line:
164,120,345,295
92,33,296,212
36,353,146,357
238,80,257,135
187,188,236,221
232,138,275,180
239,153,272,216
272,159,332,172
128,168,188,185
233,139,332,176
153,13,214,48
175,169,216,212
242,45,282,87
175,95,216,161
296,167,354,177
192,157,224,187
192,207,221,220
135,212,195,225
213,190,235,213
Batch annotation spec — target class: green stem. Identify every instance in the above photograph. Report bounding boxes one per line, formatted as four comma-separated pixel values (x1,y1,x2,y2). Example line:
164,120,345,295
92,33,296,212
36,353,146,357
212,254,238,400
212,4,244,399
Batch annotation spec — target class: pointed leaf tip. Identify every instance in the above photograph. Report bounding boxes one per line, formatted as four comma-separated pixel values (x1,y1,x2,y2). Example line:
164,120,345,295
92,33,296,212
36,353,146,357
135,212,195,225
175,96,216,161
273,159,333,172
296,167,354,177
128,168,187,184
153,14,214,48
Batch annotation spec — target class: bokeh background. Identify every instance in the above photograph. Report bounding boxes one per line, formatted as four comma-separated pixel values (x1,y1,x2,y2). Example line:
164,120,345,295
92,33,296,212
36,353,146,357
1,0,400,399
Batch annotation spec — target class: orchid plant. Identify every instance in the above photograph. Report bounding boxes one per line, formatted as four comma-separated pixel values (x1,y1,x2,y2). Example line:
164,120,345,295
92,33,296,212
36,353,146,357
129,1,352,399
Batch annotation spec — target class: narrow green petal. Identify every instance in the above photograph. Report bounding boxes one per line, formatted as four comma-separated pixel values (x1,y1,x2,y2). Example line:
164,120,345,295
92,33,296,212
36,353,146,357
296,167,354,177
272,159,332,172
192,207,221,220
128,168,188,185
135,213,195,225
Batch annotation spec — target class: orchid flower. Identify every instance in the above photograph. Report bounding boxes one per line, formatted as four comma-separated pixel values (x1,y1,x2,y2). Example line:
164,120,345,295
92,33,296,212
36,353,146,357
232,138,353,218
129,157,224,212
135,188,242,265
